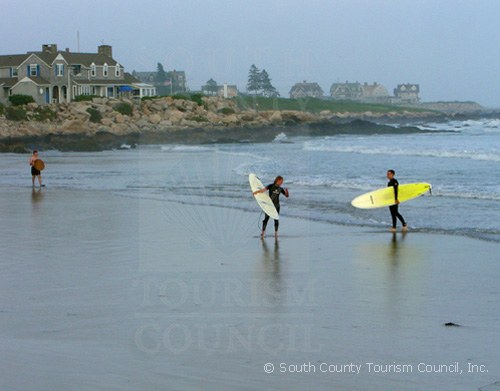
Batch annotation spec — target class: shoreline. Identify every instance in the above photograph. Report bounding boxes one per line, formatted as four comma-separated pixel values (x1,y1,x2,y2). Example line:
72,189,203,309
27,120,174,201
1,95,495,152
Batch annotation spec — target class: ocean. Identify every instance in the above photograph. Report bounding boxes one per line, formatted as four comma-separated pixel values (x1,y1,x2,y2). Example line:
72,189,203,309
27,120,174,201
2,117,500,243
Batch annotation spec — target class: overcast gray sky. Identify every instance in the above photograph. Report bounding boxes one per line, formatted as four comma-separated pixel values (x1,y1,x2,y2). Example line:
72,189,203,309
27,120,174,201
3,0,499,107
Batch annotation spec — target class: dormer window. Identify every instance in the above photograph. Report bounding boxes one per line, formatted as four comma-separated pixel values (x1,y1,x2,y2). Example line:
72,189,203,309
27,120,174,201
103,63,108,77
91,63,96,77
56,63,64,77
115,64,120,77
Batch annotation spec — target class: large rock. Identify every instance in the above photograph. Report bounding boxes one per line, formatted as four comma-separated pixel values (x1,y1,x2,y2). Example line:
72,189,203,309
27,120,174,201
269,111,283,124
149,114,162,124
166,110,185,124
60,119,88,134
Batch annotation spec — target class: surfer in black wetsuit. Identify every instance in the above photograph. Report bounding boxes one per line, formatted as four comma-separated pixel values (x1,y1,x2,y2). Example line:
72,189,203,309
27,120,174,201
253,176,289,237
387,170,407,232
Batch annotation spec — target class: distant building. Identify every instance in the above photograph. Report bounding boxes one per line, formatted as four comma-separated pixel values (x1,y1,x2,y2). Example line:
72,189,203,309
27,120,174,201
134,69,188,95
0,44,155,105
201,79,239,98
360,82,390,103
330,81,363,100
289,81,324,99
391,83,420,104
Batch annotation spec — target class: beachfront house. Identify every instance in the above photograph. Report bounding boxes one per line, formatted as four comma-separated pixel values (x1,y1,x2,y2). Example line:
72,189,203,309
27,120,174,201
391,83,421,105
330,81,363,100
289,81,324,99
134,70,188,95
359,82,390,103
0,44,155,105
201,79,239,98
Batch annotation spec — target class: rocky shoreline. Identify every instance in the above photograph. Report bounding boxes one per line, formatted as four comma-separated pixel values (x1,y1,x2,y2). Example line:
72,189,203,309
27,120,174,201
0,96,486,153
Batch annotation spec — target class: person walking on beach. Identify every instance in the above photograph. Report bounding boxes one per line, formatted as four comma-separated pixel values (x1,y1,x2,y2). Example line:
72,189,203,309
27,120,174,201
29,151,44,187
253,176,289,237
387,170,407,232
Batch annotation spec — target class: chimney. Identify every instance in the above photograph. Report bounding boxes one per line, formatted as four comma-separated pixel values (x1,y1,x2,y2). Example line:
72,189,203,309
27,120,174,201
98,45,112,58
65,48,70,53
42,44,58,54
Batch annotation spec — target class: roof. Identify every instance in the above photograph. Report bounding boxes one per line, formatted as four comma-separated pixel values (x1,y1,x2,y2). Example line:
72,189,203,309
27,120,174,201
0,54,30,67
72,72,150,86
290,82,323,94
0,77,17,87
361,84,389,97
26,76,50,85
0,51,119,68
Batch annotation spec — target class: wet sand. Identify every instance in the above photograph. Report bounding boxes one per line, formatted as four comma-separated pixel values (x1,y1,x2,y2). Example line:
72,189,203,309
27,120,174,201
1,186,499,390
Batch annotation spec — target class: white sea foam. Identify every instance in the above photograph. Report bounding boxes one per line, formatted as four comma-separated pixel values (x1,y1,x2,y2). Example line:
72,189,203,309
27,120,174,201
161,145,214,152
302,142,500,162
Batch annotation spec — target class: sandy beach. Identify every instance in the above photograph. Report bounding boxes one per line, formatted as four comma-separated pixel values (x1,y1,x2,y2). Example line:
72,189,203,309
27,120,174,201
1,185,499,391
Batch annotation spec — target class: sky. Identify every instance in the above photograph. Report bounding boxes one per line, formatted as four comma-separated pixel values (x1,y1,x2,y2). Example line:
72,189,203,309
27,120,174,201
2,0,500,107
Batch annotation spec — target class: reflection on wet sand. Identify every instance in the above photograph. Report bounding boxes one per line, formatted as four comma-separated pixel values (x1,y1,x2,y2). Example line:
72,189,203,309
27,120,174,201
354,232,428,324
31,188,43,212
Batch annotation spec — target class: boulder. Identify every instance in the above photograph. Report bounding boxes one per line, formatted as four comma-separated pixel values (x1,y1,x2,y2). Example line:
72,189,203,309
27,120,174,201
60,119,87,134
269,111,283,124
149,114,162,124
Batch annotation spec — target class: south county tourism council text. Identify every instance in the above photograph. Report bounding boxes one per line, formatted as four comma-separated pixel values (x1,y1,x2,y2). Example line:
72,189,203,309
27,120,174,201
263,362,489,375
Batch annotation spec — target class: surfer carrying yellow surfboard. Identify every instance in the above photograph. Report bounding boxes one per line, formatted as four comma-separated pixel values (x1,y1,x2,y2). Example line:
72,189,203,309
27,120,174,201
29,151,45,187
387,170,407,232
253,176,289,237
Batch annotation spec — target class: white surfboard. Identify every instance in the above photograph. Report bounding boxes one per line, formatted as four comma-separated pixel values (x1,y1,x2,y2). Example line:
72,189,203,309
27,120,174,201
249,174,279,220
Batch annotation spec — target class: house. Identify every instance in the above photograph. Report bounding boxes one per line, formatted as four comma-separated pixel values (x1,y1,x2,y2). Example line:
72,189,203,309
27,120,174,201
134,70,188,95
0,44,155,105
289,81,324,99
201,79,239,98
360,82,390,103
330,81,363,100
391,83,420,104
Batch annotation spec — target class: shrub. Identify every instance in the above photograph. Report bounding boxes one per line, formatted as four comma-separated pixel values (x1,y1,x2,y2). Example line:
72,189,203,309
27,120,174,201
189,116,208,123
86,107,102,123
115,102,133,116
218,107,236,115
189,93,204,106
74,95,100,102
5,107,27,121
0,103,5,115
31,107,57,121
8,94,35,106
141,96,159,101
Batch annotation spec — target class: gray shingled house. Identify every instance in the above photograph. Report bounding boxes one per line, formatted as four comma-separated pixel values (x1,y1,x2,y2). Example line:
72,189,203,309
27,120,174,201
0,44,155,105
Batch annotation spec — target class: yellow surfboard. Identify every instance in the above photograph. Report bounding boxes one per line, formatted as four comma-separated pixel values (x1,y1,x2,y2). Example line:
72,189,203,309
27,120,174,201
351,183,431,209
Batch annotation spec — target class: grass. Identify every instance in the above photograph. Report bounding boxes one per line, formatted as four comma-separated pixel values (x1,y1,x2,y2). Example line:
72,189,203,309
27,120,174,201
232,96,432,114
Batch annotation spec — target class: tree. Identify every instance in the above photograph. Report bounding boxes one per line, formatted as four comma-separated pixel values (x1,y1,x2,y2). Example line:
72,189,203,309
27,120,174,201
155,63,169,95
260,69,279,97
246,64,261,95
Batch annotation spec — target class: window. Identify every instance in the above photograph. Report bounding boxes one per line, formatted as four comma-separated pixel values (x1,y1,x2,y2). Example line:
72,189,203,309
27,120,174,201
91,63,96,77
30,64,38,76
11,68,18,77
103,63,108,77
72,65,81,76
115,64,120,77
56,64,64,77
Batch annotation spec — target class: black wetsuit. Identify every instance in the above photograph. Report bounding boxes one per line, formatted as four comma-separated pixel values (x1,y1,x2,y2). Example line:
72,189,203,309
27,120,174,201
262,183,286,232
388,178,407,229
